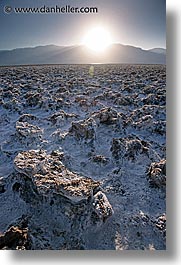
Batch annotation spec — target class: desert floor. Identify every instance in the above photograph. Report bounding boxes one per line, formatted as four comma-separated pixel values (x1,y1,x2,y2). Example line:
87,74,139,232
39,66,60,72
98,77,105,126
0,64,166,250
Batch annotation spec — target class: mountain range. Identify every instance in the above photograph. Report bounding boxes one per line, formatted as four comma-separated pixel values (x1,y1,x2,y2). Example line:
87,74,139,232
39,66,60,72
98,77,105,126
0,44,166,66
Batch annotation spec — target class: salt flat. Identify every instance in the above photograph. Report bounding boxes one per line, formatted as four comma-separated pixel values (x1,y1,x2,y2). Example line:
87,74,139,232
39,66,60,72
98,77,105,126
0,64,166,250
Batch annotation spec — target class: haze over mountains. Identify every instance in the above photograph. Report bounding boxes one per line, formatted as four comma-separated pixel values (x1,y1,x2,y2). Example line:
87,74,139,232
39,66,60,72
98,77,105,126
148,48,166,55
0,44,166,66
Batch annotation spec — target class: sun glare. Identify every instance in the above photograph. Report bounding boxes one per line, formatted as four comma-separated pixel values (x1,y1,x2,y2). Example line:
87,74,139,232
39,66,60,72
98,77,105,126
83,27,112,52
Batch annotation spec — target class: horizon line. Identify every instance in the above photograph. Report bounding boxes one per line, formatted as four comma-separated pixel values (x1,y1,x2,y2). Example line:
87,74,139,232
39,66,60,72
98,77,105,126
0,43,166,52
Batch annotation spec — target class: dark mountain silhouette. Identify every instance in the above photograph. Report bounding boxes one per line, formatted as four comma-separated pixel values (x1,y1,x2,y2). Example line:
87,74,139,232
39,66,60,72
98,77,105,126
0,44,166,66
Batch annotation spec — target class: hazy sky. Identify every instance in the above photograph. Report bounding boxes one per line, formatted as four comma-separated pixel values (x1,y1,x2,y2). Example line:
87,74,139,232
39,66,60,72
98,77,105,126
0,0,166,50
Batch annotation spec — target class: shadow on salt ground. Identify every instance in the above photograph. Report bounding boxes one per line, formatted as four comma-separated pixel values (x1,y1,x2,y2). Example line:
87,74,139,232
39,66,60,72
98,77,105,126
8,11,178,262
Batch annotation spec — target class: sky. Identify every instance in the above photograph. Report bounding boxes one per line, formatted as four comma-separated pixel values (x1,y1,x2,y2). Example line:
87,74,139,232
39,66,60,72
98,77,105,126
0,0,166,50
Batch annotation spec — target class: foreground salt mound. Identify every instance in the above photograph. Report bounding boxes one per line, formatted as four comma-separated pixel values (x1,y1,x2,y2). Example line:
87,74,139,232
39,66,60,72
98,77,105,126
47,110,77,126
69,118,96,140
155,214,166,237
93,191,113,222
14,150,113,215
0,225,28,250
111,136,150,161
16,121,43,139
147,159,166,188
18,114,38,122
92,107,120,125
67,108,124,143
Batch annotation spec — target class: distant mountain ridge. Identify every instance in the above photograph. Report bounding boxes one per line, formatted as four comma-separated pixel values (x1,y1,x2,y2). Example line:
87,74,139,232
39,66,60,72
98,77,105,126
0,44,166,66
148,48,166,55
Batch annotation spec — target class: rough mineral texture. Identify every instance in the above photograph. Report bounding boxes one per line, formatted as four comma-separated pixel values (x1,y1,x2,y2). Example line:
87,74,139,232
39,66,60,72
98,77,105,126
0,64,166,249
14,150,106,204
147,160,166,188
0,226,28,250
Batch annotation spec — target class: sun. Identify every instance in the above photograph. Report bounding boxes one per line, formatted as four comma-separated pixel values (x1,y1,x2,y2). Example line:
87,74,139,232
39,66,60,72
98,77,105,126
83,27,112,52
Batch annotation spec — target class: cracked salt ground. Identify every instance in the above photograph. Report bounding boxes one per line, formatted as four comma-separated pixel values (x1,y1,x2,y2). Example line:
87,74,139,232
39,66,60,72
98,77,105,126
0,64,166,249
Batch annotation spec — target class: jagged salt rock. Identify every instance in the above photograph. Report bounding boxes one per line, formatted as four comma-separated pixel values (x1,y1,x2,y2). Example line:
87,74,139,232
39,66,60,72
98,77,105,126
93,191,114,222
16,121,42,138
